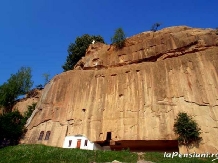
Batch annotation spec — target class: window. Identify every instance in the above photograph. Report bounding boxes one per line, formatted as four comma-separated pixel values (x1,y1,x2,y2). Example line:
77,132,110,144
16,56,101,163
68,140,72,147
44,131,51,140
38,131,44,140
84,140,88,146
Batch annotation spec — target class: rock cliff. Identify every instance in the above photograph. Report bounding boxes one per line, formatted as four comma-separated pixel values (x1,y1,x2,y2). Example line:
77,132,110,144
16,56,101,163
23,26,218,153
12,88,42,115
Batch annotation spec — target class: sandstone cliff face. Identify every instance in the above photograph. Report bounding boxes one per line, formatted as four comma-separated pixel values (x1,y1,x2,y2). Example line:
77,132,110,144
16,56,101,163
23,26,218,153
0,88,42,115
12,88,42,115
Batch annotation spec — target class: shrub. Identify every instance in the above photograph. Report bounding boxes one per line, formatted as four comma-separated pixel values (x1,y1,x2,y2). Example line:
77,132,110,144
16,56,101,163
173,112,202,152
111,28,126,49
0,110,25,147
0,103,36,148
151,23,161,32
35,84,44,90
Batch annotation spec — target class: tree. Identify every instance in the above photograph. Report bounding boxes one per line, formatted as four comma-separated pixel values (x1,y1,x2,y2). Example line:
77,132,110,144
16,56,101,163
0,110,25,147
0,67,33,112
151,23,161,32
62,34,105,71
173,112,202,153
0,103,37,148
111,28,126,49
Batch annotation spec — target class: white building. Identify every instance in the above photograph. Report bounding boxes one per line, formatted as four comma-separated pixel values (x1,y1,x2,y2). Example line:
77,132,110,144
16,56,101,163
63,135,102,150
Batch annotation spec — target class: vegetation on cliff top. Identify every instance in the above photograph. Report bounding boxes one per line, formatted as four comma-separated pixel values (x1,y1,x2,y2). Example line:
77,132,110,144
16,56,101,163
151,23,161,32
111,27,126,49
62,34,105,71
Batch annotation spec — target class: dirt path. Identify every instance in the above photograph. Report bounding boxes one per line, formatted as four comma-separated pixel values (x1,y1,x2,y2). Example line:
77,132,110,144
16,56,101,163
136,152,155,163
90,152,155,163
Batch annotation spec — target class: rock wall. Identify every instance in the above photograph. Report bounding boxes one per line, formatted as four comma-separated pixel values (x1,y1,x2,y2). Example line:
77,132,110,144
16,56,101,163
12,88,42,115
23,26,218,153
0,89,42,115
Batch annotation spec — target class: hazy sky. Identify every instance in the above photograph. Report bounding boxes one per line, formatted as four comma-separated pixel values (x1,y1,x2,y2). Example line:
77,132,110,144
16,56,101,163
0,0,217,86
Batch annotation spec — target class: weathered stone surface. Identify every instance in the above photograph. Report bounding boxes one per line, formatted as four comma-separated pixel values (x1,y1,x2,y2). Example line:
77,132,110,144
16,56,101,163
23,26,218,153
0,89,42,115
12,88,42,115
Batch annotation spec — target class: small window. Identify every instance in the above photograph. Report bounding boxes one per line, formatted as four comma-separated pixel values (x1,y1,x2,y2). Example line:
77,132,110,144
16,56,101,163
84,140,88,146
44,131,51,140
38,131,44,140
68,140,72,147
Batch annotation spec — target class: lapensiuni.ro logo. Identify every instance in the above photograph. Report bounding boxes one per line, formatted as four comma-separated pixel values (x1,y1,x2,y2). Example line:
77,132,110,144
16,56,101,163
164,152,218,162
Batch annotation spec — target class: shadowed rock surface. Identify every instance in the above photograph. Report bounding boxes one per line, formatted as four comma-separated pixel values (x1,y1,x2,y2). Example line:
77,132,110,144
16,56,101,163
23,26,218,153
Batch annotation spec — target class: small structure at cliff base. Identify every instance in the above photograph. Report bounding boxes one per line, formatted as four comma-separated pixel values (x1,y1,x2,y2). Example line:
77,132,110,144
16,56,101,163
63,135,102,150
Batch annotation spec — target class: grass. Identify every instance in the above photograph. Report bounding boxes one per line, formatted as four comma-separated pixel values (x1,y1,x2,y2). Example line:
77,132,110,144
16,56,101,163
144,152,218,163
0,145,218,163
0,144,137,163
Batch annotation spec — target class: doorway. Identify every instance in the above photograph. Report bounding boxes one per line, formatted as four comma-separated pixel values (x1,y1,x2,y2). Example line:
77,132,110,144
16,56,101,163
76,139,81,149
106,132,111,141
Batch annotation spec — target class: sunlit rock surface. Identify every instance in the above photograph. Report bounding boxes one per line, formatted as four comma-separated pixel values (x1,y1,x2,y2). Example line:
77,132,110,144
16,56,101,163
23,26,218,153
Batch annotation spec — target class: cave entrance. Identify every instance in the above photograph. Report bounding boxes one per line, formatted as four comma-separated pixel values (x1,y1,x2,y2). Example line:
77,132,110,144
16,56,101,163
106,132,111,141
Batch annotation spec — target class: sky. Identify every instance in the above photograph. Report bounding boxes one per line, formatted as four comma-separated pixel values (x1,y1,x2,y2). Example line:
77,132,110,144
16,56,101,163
0,0,217,87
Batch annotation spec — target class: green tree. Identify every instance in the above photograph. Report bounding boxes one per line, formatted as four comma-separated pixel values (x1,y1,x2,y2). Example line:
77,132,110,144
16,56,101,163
173,112,202,153
0,67,33,112
0,103,37,147
151,23,161,32
62,34,104,71
0,110,25,146
111,28,126,49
